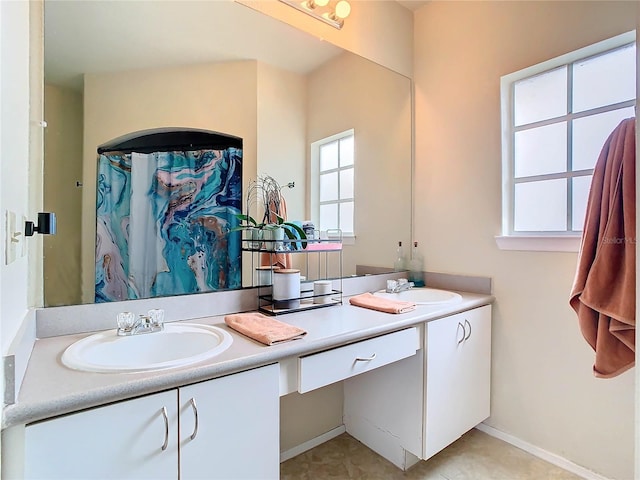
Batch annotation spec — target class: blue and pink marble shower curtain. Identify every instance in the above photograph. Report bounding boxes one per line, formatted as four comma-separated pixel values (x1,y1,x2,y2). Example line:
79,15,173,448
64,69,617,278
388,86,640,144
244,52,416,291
95,147,242,302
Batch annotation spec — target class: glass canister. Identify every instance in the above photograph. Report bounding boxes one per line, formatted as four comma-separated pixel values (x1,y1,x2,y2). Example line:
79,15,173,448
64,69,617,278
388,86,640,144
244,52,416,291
255,266,278,286
302,221,315,239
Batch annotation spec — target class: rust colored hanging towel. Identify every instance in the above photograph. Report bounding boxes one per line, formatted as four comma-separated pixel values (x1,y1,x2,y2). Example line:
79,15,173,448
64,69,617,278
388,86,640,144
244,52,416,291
570,117,636,378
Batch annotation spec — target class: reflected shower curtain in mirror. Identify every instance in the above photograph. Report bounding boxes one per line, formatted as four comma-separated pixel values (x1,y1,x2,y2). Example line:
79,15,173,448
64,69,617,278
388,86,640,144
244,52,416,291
95,147,242,302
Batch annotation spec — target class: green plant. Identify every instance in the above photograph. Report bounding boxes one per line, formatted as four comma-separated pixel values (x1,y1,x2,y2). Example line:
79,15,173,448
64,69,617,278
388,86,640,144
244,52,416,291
231,176,307,250
274,214,307,250
233,213,265,230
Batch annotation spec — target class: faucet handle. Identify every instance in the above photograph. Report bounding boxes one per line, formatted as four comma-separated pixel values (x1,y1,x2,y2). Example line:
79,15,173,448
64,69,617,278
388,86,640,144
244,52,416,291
148,309,165,327
117,311,135,330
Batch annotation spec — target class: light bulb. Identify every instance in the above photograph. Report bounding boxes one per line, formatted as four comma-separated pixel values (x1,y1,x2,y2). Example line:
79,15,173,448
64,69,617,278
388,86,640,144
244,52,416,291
334,0,351,19
305,0,328,9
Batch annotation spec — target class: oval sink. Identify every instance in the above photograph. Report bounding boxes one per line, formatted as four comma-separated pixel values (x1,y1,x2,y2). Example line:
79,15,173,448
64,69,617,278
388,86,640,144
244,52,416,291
374,287,463,305
61,323,233,373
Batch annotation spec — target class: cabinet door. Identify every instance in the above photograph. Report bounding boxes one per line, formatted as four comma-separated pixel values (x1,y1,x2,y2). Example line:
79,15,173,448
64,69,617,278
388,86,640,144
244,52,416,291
424,305,491,459
179,363,280,480
24,390,179,480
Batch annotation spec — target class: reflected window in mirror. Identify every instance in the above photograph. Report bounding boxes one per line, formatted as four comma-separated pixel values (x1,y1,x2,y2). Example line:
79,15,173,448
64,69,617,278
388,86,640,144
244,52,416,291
312,129,355,237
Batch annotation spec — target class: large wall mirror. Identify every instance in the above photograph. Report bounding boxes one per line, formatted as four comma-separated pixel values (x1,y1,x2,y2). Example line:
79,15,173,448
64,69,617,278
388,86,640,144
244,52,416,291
43,0,412,307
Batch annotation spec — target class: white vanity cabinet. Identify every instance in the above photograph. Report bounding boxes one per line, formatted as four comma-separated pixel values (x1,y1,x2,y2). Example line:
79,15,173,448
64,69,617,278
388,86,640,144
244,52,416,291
22,364,279,480
24,389,179,479
344,305,491,469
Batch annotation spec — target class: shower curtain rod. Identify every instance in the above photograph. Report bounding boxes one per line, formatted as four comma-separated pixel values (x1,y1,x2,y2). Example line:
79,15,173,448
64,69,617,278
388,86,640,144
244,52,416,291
97,128,242,155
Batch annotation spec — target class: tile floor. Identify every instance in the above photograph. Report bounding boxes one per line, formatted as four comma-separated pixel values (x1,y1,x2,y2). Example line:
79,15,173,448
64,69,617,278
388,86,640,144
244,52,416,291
280,429,583,479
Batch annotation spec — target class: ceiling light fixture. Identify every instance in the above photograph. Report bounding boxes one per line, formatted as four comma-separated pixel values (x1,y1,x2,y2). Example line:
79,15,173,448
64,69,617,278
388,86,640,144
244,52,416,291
279,0,351,30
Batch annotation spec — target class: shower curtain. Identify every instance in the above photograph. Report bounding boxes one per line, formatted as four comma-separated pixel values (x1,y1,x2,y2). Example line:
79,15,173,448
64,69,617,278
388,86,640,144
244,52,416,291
95,147,242,302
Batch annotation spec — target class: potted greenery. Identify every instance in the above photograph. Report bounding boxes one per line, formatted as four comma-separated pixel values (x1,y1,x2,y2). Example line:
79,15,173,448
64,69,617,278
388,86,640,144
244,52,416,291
233,175,306,250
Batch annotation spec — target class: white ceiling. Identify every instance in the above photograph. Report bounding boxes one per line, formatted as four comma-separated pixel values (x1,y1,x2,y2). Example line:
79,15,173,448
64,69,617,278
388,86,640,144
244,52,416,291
395,0,429,12
45,1,343,90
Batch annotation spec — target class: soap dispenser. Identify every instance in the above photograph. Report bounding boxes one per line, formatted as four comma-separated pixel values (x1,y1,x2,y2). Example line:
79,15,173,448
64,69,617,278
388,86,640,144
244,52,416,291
393,241,406,271
408,241,425,287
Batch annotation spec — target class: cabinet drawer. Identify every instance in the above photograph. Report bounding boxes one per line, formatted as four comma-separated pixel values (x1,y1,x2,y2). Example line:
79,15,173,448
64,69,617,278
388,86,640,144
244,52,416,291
298,327,419,393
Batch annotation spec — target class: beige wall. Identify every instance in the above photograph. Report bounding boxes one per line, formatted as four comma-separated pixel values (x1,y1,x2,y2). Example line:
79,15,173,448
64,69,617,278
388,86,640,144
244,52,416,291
307,52,412,276
82,61,259,303
414,2,637,478
1,0,32,353
43,84,83,306
240,0,414,78
256,62,307,221
1,0,40,471
281,383,343,452
238,62,307,287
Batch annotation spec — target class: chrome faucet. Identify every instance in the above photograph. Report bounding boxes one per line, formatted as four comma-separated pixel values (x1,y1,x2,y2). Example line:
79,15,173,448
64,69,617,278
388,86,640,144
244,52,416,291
117,309,164,336
386,279,415,294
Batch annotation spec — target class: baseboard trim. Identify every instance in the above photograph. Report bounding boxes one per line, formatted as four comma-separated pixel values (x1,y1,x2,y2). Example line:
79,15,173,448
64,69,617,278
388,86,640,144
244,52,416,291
280,425,346,463
475,423,612,480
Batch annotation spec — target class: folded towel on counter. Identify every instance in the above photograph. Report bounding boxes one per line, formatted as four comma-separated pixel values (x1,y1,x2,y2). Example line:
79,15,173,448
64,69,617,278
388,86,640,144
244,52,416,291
349,293,416,314
224,312,307,346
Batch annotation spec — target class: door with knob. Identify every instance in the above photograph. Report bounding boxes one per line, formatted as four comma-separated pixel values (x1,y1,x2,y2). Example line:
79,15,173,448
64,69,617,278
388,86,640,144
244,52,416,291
24,390,179,479
424,305,491,459
178,363,280,480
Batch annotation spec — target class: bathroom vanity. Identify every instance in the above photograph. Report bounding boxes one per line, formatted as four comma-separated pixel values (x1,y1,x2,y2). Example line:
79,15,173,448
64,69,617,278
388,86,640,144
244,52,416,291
345,305,491,469
2,289,492,479
21,365,279,479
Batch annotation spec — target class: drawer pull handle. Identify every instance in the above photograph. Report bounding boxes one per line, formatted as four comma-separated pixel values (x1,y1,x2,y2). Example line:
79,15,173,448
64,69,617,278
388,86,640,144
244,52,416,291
355,353,377,362
457,322,465,344
160,406,169,451
189,398,199,441
464,319,472,341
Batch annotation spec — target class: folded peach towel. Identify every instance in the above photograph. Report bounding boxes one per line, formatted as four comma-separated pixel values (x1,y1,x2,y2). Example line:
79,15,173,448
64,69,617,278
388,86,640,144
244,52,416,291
569,117,636,378
349,293,416,314
224,312,307,346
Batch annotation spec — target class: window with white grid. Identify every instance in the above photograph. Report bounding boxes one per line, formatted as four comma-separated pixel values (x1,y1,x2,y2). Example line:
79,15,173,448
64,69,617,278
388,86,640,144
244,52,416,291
311,130,355,236
498,31,636,251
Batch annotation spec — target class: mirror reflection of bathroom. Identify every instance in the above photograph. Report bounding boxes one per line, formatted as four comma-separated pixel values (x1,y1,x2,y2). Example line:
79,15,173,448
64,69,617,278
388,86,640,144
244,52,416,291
42,0,411,307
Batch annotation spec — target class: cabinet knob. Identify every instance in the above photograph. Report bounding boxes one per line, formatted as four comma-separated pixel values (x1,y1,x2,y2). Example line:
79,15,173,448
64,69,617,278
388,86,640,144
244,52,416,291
464,319,472,341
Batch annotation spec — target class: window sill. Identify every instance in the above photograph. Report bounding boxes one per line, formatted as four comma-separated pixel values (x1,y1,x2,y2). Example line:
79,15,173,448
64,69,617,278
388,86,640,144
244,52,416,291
341,235,355,246
495,235,580,252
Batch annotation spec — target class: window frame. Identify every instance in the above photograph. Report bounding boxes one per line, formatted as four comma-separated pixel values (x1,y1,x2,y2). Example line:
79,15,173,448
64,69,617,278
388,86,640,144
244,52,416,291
310,129,355,241
497,30,636,252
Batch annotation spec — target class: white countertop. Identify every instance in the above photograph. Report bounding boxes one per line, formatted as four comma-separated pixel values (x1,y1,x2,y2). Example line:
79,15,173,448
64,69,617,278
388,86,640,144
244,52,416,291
2,292,492,429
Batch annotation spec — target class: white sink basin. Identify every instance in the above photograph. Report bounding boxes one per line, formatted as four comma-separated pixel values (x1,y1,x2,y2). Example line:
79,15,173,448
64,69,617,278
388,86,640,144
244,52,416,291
61,323,233,373
374,287,463,305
